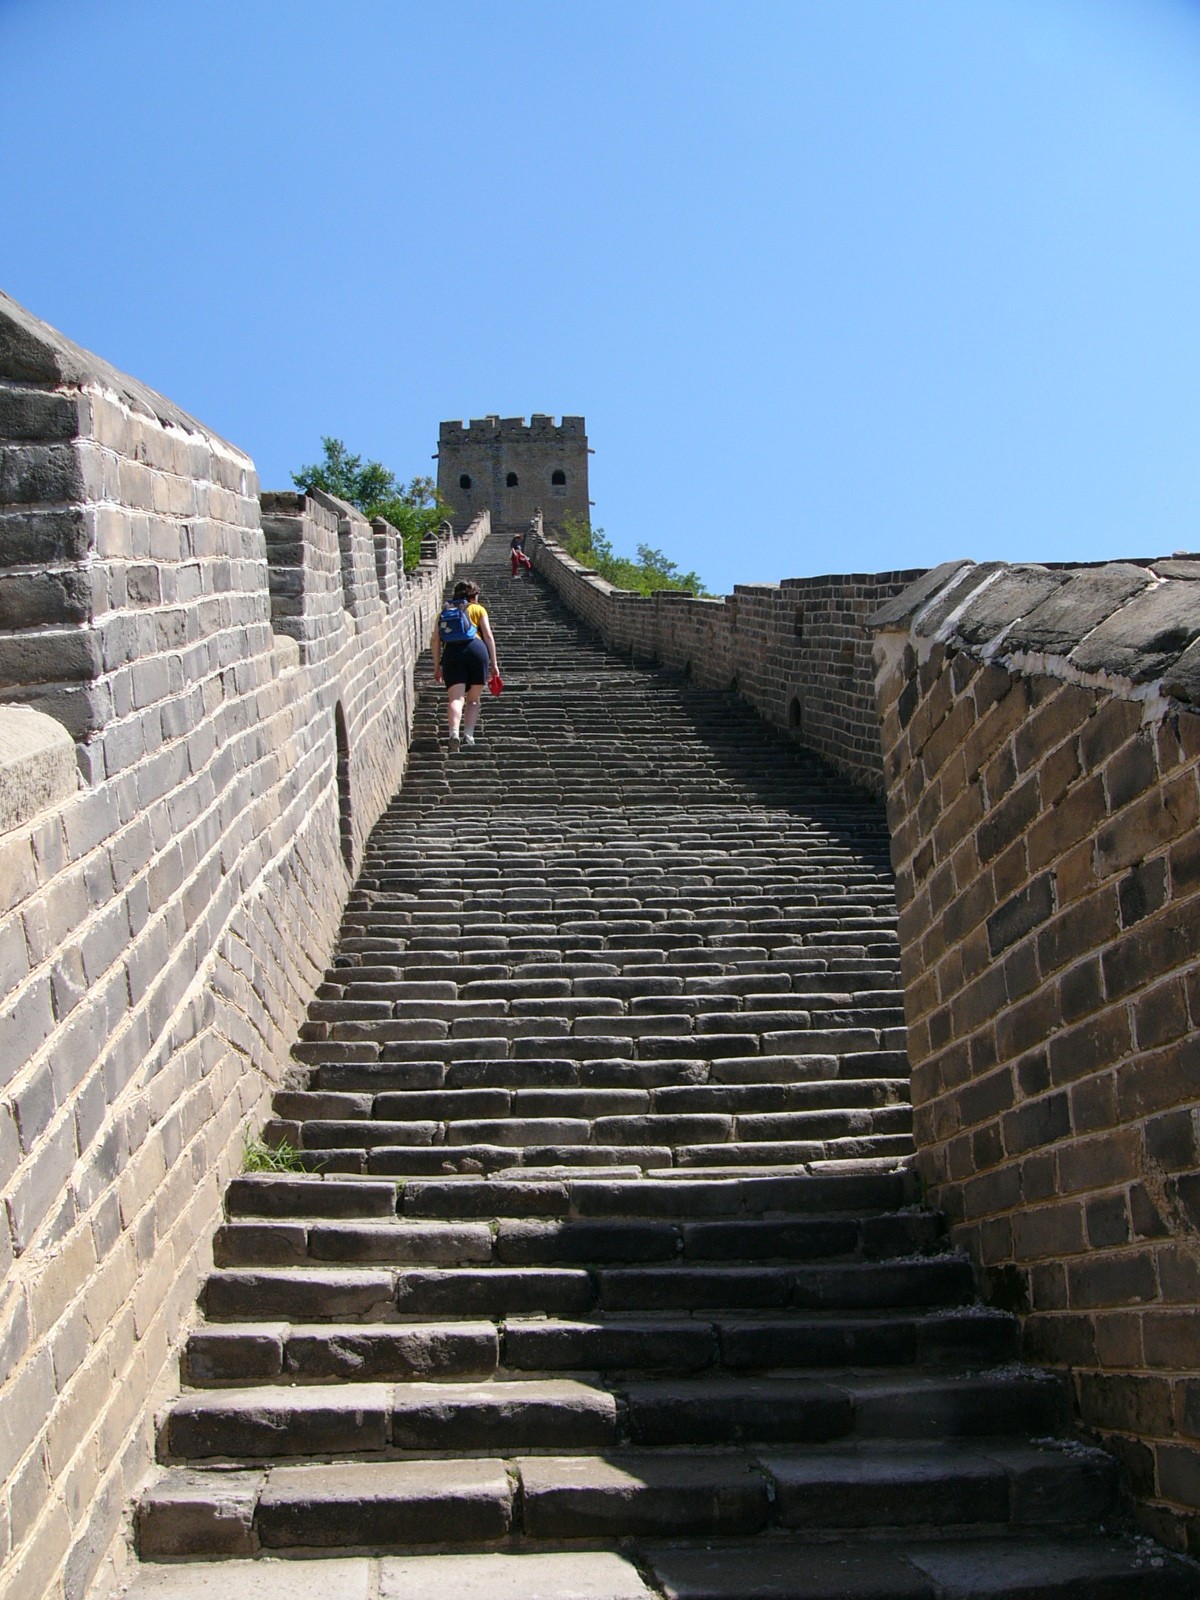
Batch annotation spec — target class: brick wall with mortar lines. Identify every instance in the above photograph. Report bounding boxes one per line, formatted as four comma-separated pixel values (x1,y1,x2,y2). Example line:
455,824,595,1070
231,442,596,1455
871,556,1200,1555
527,525,922,794
0,289,489,1600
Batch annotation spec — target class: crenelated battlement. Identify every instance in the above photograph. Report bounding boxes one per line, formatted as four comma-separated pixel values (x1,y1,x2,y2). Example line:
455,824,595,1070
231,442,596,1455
438,414,586,443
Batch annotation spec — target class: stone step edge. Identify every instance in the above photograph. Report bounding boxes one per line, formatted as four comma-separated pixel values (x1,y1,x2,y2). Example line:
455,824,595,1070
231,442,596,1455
161,1364,1058,1441
224,1167,919,1218
137,1438,1119,1560
210,1239,957,1274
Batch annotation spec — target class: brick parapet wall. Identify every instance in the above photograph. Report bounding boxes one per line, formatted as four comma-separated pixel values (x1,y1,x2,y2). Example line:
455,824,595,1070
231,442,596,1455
871,555,1200,1553
527,527,922,793
0,289,489,1600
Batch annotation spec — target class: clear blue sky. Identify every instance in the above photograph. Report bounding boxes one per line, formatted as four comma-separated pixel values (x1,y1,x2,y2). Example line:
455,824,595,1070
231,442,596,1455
3,0,1200,594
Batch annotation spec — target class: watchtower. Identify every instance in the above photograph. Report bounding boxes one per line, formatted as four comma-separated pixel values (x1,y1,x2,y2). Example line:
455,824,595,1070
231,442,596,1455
436,414,590,537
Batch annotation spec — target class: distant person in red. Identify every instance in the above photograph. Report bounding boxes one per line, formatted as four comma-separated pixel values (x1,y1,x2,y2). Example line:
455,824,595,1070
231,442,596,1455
511,532,532,578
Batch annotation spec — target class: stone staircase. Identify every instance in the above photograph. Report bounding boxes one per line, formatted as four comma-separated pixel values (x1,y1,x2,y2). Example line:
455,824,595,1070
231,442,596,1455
128,533,1199,1598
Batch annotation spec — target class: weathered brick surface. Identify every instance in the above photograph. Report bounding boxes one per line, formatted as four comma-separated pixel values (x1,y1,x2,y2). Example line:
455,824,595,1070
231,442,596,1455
873,557,1200,1555
528,524,922,794
0,289,488,1600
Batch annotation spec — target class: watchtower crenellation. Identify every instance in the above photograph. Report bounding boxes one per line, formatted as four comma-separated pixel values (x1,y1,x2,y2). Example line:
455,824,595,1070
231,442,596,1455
437,413,589,536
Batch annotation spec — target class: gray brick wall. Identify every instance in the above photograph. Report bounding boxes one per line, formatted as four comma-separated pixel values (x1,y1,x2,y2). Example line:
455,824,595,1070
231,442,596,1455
872,556,1200,1555
0,288,490,1600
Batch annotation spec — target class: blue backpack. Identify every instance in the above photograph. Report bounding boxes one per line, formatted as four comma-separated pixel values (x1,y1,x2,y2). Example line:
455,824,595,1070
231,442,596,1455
438,600,478,644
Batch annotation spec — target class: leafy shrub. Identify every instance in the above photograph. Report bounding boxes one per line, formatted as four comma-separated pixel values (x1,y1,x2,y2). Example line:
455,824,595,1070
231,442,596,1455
293,437,449,571
558,512,710,597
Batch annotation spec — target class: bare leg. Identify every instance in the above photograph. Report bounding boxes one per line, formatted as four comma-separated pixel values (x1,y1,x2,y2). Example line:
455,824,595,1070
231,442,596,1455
447,684,466,739
463,686,484,739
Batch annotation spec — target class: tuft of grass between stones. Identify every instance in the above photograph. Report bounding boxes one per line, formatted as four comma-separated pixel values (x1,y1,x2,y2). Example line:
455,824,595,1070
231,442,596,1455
243,1136,306,1173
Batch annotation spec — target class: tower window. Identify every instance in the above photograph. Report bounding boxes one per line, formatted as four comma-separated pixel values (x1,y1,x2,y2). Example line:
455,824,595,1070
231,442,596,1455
459,474,472,491
506,472,519,487
551,469,566,486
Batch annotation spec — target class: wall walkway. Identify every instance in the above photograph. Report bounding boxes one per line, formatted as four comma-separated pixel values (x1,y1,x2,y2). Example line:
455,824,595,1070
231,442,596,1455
527,525,922,794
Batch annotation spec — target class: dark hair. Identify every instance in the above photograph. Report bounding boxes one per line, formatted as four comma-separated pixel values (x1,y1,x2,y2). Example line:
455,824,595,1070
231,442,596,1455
452,580,479,602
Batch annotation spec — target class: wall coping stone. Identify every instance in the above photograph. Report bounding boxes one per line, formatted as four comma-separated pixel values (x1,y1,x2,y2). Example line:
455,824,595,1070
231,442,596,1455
0,704,78,832
866,560,973,630
870,556,1200,711
0,287,248,455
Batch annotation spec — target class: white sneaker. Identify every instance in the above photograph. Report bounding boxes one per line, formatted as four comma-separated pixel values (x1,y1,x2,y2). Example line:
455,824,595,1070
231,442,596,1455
463,733,476,747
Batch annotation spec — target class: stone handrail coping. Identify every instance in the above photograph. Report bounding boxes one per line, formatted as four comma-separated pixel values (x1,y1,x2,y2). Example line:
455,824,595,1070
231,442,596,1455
870,556,1200,706
0,703,78,834
0,286,246,450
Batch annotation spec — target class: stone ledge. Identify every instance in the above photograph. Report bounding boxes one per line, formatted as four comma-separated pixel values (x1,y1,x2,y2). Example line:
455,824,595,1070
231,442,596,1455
0,287,246,451
0,702,77,833
871,555,1200,709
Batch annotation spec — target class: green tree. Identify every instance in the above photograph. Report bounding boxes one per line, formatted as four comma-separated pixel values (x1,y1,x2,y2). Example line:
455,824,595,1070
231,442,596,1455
292,437,448,571
559,511,710,597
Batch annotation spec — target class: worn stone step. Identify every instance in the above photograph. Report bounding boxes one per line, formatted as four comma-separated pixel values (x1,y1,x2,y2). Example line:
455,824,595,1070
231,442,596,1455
761,1439,1117,1530
518,1453,770,1538
717,1308,1018,1367
593,1258,973,1312
163,1378,619,1461
185,1320,500,1385
289,1117,606,1150
206,1254,972,1318
502,1308,1017,1371
214,1220,495,1268
379,1087,654,1118
204,1269,399,1323
383,1170,916,1223
556,1172,916,1218
389,1378,619,1451
307,1051,909,1092
181,1340,1062,1433
674,1134,915,1167
164,1382,395,1459
225,1177,398,1220
202,1264,614,1322
619,1369,1066,1444
491,1214,934,1264
278,1145,666,1180
639,1536,1200,1599
395,1267,597,1318
215,1213,943,1270
653,1160,914,1182
143,1458,514,1552
365,1143,675,1177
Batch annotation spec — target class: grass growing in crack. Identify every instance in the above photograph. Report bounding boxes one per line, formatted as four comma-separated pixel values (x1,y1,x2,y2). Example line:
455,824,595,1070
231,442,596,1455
243,1136,305,1173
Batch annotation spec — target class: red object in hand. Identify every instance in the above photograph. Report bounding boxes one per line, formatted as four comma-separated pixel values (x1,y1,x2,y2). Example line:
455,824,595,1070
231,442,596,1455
488,672,504,697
